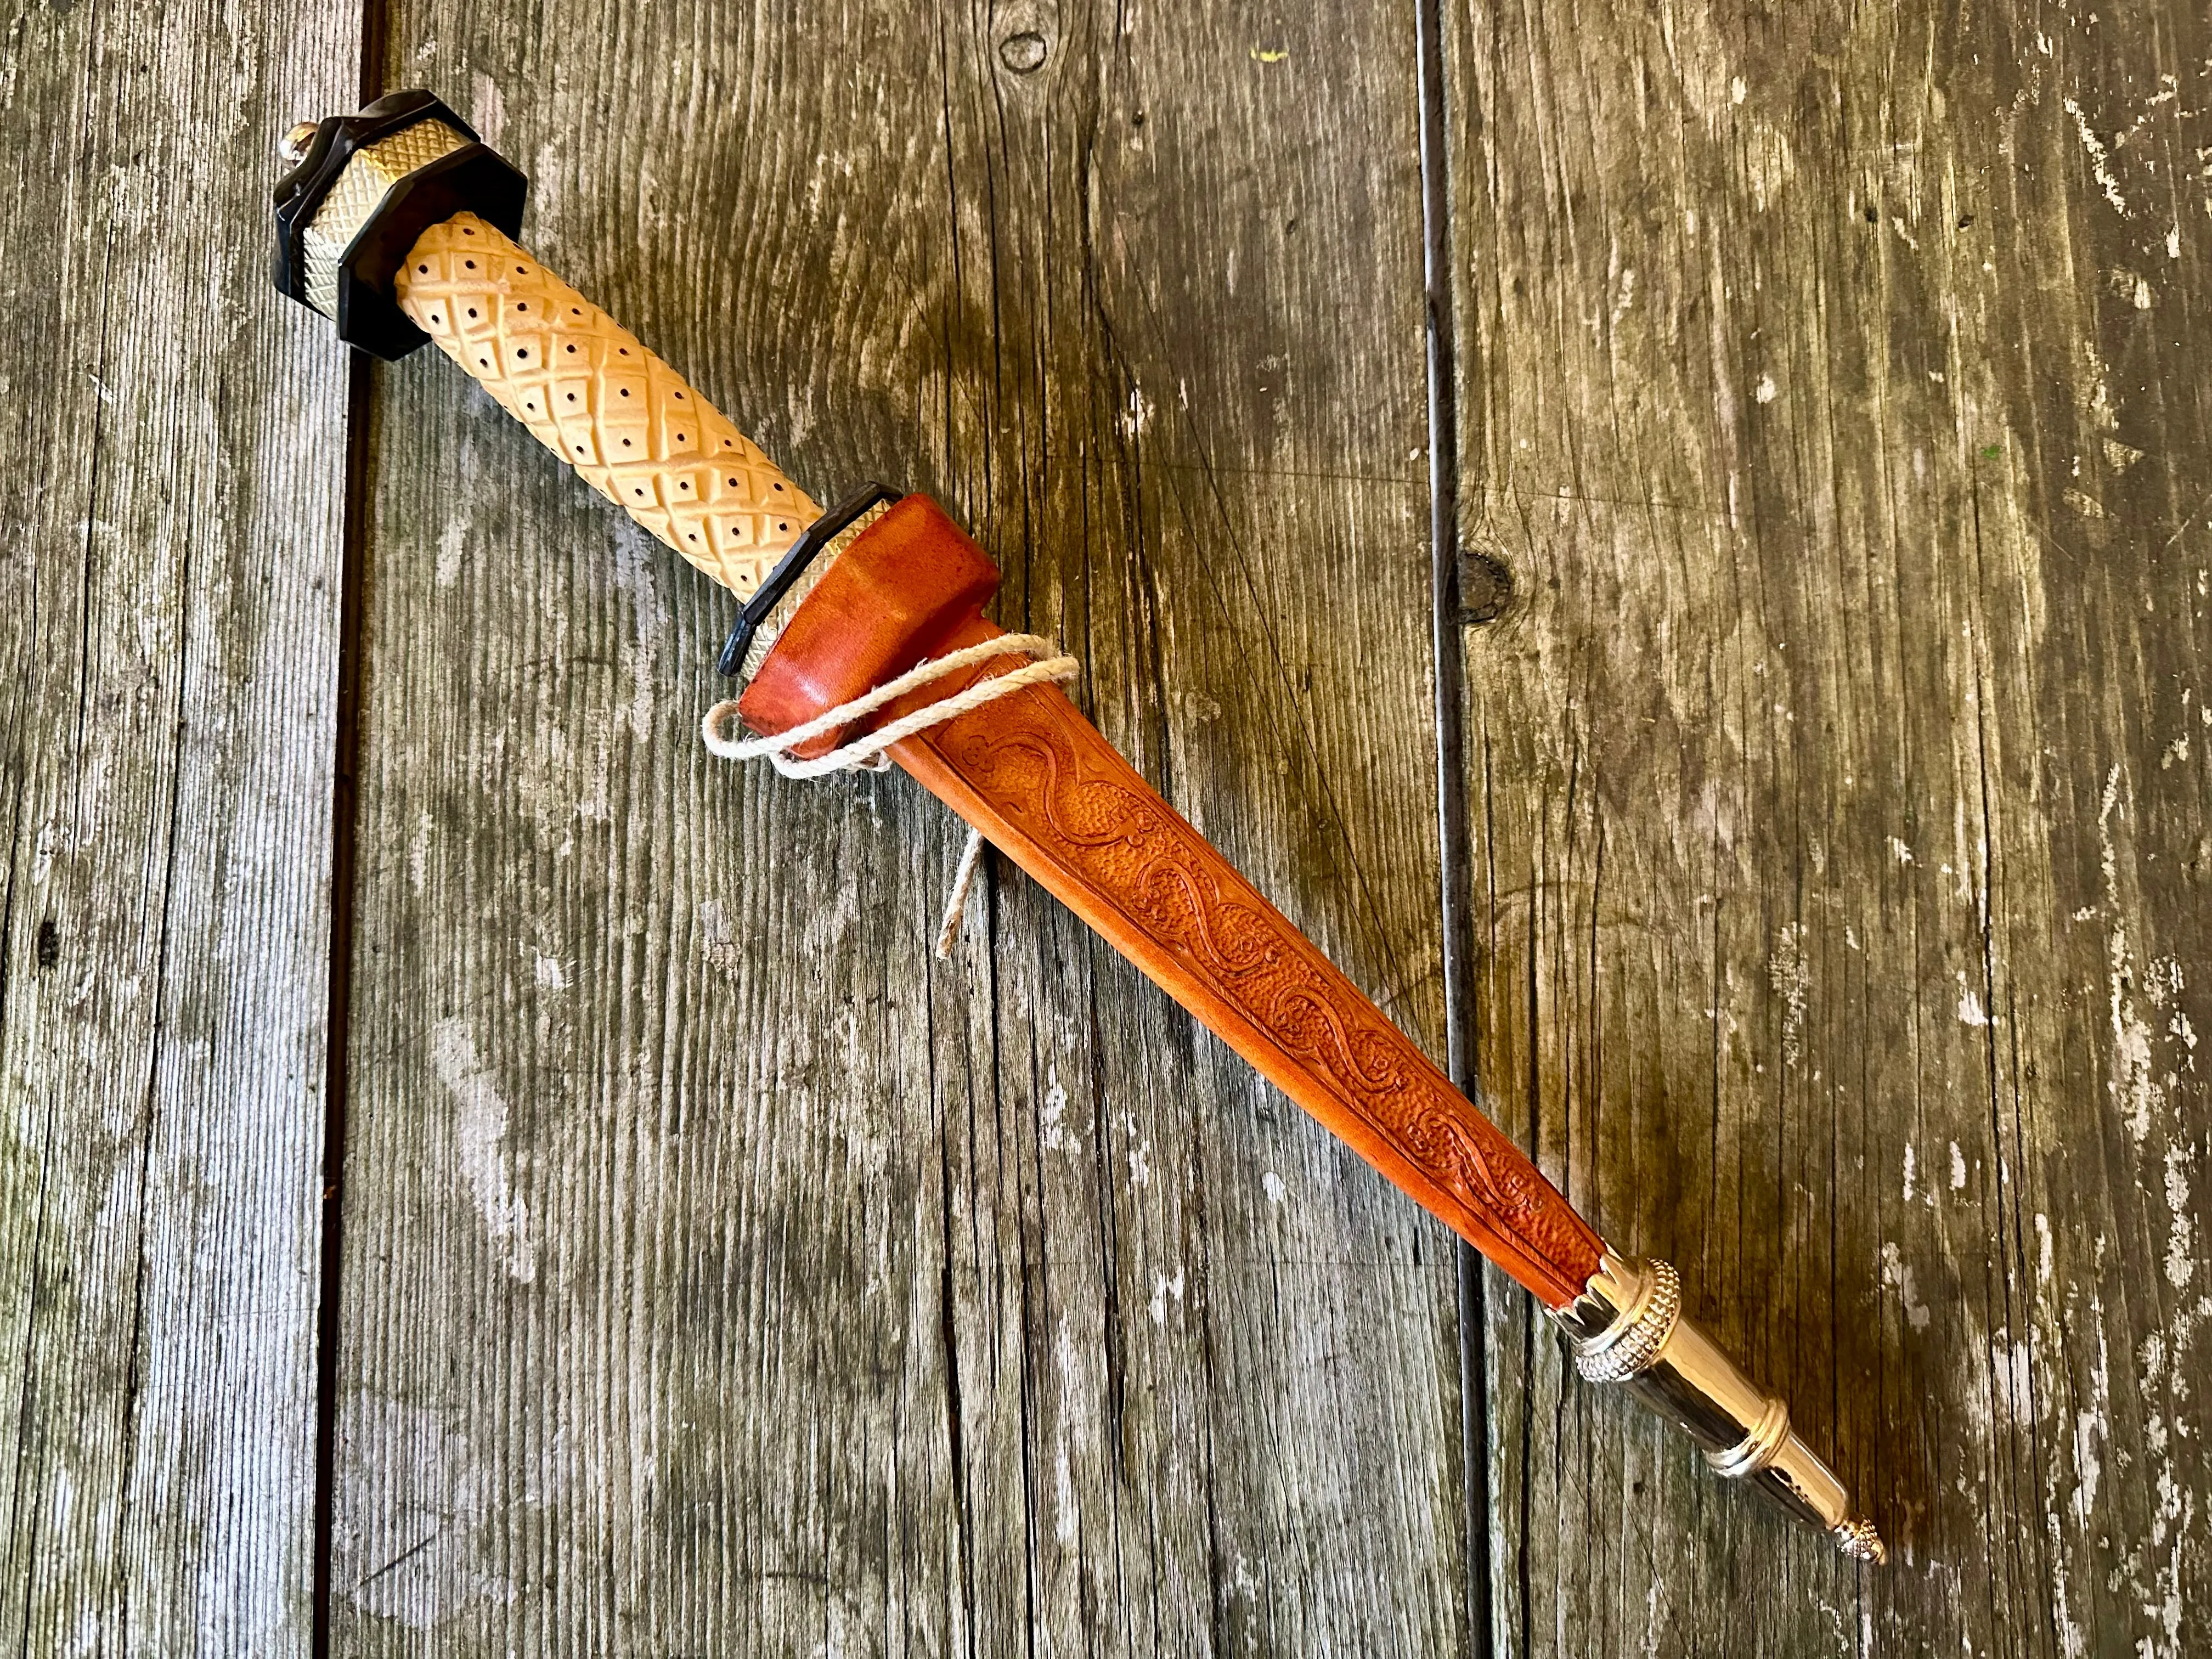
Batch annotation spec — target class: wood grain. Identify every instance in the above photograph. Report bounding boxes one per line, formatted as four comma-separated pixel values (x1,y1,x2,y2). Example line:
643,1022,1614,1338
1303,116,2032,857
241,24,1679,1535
1444,0,2212,1651
10,0,2200,1644
332,2,1464,1652
0,1,357,1652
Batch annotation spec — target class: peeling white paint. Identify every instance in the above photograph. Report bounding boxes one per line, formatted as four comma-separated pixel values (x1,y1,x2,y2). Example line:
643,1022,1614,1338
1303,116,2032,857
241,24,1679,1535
407,811,433,894
430,1018,538,1282
2166,1144,2197,1289
1040,1065,1071,1152
2143,1475,2192,1657
1769,924,1809,1069
435,518,464,588
1148,1266,1185,1326
2050,1517,2087,1659
1882,1241,1932,1331
2080,341,2121,436
2063,96,2130,215
2102,767,2162,1141
2076,1333,2110,1524
1611,267,1638,326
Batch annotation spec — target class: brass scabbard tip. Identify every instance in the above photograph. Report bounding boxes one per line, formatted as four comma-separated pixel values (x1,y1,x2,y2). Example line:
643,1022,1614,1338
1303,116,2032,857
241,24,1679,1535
1833,1517,1887,1565
1555,1250,1886,1563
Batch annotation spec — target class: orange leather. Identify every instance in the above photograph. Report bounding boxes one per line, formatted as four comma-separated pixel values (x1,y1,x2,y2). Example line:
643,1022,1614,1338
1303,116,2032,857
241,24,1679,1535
745,499,1604,1307
737,495,998,760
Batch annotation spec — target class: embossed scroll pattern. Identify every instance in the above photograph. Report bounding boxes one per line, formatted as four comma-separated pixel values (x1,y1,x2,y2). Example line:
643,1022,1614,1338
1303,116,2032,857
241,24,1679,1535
915,680,1604,1304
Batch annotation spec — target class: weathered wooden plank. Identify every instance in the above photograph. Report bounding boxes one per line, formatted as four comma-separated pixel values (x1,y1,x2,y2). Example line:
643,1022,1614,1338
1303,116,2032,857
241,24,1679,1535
0,2,357,1652
334,3,1465,1652
1444,0,2210,1652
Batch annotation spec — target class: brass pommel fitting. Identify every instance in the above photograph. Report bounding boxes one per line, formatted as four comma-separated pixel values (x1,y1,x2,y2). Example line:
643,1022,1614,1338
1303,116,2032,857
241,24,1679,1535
1551,1252,1886,1565
270,89,527,359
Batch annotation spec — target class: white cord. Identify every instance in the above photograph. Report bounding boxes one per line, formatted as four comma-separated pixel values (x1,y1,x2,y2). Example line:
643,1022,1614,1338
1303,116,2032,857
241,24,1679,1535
702,634,1079,955
933,822,991,958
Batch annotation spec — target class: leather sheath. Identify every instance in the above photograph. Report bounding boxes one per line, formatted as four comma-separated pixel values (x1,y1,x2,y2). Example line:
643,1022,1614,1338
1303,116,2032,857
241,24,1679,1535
741,496,1603,1307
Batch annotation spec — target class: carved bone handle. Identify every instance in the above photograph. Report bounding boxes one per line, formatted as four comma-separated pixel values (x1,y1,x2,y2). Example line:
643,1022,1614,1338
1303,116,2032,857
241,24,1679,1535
267,93,815,601
396,213,819,599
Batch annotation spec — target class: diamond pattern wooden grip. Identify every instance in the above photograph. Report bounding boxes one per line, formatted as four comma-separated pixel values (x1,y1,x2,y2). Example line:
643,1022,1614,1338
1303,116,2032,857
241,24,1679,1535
394,212,817,599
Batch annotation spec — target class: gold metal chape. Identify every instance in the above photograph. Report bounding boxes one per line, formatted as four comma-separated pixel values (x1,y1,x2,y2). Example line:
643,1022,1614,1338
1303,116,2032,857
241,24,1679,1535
1550,1252,1886,1565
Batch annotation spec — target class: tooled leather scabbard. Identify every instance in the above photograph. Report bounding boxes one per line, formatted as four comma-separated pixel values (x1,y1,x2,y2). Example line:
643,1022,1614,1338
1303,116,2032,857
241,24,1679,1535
904,666,1605,1304
898,676,1610,1300
739,496,1881,1561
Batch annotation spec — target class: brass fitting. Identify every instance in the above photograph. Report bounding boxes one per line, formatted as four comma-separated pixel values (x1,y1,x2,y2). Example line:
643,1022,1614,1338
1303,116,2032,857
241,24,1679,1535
1551,1252,1886,1564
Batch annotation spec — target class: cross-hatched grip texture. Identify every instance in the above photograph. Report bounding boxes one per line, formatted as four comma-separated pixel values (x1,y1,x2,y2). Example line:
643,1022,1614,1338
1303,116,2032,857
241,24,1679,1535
395,212,816,599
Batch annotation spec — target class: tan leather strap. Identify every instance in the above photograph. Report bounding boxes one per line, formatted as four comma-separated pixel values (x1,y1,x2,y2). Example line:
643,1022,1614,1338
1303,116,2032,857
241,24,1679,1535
394,212,816,600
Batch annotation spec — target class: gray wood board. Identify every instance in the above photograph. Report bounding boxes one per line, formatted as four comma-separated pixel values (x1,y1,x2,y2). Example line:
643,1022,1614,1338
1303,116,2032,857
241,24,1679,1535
1446,1,2210,1653
0,3,359,1654
331,2,1469,1651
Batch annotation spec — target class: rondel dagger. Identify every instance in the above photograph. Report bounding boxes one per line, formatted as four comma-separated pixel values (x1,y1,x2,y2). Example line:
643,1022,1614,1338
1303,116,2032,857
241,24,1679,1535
271,89,1884,1565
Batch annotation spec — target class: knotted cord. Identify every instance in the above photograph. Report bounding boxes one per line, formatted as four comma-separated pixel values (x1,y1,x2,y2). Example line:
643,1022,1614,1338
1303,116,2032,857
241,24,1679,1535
702,634,1080,956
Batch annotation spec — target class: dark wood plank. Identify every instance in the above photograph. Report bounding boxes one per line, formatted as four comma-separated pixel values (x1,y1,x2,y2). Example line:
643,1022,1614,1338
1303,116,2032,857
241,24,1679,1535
0,4,358,1652
1445,0,2211,1651
334,3,1466,1650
